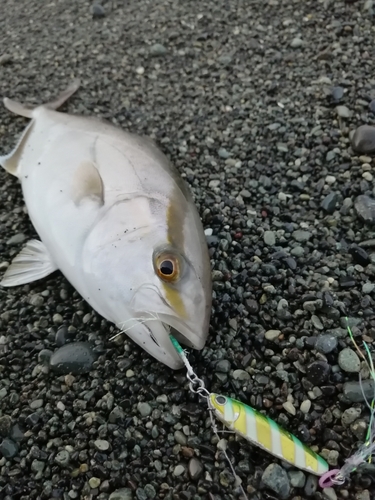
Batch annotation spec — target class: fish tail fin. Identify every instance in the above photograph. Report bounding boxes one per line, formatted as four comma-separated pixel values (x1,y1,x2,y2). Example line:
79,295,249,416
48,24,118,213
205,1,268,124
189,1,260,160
2,78,81,118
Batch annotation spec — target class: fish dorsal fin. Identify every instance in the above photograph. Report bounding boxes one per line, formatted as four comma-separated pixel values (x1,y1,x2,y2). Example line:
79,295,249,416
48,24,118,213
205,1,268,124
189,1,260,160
2,78,81,118
72,160,105,206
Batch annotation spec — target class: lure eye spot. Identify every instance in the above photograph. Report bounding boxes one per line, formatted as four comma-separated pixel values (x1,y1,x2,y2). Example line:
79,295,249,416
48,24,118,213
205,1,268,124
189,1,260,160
215,395,227,406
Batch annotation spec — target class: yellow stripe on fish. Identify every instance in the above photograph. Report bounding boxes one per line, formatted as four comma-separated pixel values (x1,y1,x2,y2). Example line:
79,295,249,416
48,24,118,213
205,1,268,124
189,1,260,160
208,393,328,476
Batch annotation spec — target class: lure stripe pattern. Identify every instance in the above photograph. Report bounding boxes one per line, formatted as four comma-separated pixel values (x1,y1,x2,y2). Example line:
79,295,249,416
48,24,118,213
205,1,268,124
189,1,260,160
209,394,328,476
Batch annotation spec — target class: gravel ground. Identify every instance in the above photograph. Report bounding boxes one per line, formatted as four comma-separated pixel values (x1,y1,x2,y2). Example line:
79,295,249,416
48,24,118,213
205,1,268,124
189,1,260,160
1,0,375,499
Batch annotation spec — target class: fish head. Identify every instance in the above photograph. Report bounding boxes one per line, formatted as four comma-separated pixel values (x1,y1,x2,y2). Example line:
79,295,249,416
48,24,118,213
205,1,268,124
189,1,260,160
208,393,233,424
83,190,212,369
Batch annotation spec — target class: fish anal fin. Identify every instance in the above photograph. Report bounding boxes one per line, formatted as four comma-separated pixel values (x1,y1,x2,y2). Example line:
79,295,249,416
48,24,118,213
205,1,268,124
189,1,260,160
0,120,35,177
72,160,105,206
0,239,58,287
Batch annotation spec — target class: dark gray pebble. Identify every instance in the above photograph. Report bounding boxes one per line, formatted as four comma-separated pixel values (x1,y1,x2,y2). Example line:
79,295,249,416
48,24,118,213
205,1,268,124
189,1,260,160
321,192,338,214
306,361,330,385
262,463,290,499
315,334,338,354
355,195,375,225
351,125,375,154
0,437,19,458
0,415,12,437
91,3,105,18
49,342,97,375
331,86,344,101
304,475,318,496
343,380,375,402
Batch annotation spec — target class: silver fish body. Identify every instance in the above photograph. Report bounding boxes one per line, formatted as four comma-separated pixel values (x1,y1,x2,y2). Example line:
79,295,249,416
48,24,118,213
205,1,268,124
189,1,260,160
0,80,212,369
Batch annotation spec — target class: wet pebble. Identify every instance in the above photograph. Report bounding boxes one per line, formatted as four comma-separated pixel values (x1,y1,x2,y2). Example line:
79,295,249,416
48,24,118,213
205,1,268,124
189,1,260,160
262,463,290,499
338,348,360,373
331,86,344,101
336,105,351,118
55,450,70,466
304,475,318,496
343,380,375,402
49,342,97,374
355,195,375,225
292,230,311,242
0,415,12,437
306,361,330,385
91,3,105,18
0,437,18,458
321,192,338,214
264,230,276,246
351,125,375,154
94,439,110,451
109,489,133,500
150,43,167,56
188,457,204,480
265,329,281,341
315,334,338,354
216,359,231,373
173,464,185,476
137,402,152,417
341,407,361,426
288,470,306,488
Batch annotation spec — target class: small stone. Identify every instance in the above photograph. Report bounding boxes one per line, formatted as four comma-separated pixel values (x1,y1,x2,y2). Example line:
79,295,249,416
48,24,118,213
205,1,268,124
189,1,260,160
0,54,12,65
262,463,290,499
343,380,375,402
173,464,185,476
91,3,105,18
31,459,45,474
49,342,97,375
232,369,250,381
363,283,375,294
215,360,231,373
38,349,53,364
311,315,324,330
52,313,63,324
323,487,337,500
306,361,330,385
351,125,375,154
109,489,133,500
304,475,318,496
350,245,370,266
89,477,101,489
325,175,336,184
292,230,311,242
94,439,110,451
30,399,43,409
338,348,361,373
315,334,338,354
355,195,375,225
265,329,281,341
144,484,156,499
150,43,167,56
6,233,26,245
288,470,306,488
342,407,362,426
363,171,373,182
188,457,204,480
29,294,44,307
137,402,152,417
370,100,375,114
331,86,344,101
321,192,338,214
0,437,18,458
336,105,352,118
290,37,303,48
356,490,371,500
300,400,311,414
174,430,187,445
55,450,70,466
55,326,70,346
282,401,296,415
0,416,12,437
264,230,276,246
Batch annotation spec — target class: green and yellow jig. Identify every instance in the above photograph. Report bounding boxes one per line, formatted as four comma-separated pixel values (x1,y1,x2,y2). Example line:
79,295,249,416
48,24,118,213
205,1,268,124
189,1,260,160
169,334,329,498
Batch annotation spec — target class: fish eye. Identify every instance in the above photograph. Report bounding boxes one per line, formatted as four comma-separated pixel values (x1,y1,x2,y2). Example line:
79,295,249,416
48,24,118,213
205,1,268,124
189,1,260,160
155,252,180,282
215,395,227,406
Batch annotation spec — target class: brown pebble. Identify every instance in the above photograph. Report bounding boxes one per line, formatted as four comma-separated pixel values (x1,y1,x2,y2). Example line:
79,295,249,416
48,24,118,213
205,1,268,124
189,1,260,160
181,446,195,458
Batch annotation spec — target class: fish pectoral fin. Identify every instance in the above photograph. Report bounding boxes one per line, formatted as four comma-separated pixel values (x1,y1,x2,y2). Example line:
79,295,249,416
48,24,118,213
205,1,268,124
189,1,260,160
0,239,58,287
72,160,104,206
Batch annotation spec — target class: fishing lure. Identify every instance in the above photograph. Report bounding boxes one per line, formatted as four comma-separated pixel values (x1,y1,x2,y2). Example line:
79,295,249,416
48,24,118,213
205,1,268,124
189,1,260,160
319,319,375,488
169,334,329,499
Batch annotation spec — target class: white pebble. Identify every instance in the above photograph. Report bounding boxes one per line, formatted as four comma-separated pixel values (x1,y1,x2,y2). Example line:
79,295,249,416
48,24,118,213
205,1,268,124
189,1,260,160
282,401,296,415
265,329,281,341
362,172,373,182
325,175,336,185
300,400,311,414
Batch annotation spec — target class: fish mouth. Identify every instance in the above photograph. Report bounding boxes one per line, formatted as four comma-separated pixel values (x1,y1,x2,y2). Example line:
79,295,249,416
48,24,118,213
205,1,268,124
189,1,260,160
121,313,205,370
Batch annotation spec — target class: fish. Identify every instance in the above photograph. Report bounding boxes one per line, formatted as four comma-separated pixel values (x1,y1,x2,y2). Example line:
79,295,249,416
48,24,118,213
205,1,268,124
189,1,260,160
208,393,329,475
0,79,212,369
